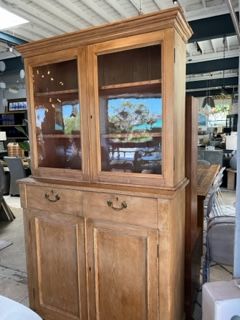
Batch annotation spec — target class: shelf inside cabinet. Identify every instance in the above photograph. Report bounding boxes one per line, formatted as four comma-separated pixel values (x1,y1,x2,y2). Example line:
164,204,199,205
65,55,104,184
99,79,161,95
38,134,80,139
0,111,26,115
8,136,26,140
34,89,78,97
0,124,26,127
102,132,162,139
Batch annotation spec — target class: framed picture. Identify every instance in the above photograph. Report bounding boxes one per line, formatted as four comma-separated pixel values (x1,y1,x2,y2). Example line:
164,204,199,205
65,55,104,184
8,98,27,112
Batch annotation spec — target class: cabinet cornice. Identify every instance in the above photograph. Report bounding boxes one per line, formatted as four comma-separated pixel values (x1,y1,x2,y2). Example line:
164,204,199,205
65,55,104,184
17,7,192,58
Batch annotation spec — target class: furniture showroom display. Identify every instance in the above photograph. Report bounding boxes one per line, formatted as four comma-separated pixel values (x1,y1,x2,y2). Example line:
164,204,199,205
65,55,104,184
18,7,192,320
0,110,27,142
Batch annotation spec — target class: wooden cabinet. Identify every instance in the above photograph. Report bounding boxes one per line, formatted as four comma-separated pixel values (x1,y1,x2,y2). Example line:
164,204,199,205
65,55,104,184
19,8,192,188
21,181,187,320
19,7,192,320
25,210,87,320
86,219,158,320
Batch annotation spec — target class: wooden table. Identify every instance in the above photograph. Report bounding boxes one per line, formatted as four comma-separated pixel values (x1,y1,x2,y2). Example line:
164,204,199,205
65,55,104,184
197,164,220,229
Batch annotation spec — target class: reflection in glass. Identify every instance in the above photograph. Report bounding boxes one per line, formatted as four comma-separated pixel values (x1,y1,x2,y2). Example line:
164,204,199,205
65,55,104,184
35,98,81,169
33,59,81,170
35,99,81,169
98,44,162,175
100,96,162,174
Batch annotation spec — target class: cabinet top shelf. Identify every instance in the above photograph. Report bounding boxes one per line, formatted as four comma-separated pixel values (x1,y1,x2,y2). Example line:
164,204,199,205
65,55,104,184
99,80,161,96
34,89,78,97
100,79,161,91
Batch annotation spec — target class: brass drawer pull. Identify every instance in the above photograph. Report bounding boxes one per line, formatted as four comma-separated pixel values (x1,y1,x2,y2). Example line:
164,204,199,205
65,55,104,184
107,199,127,211
45,190,60,202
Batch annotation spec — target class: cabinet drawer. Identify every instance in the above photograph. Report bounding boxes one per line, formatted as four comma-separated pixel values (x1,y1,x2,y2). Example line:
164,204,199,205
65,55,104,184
26,185,82,215
83,192,157,228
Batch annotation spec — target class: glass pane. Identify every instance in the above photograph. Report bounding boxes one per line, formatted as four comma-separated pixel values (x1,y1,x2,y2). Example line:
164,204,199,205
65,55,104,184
98,45,162,175
33,60,81,169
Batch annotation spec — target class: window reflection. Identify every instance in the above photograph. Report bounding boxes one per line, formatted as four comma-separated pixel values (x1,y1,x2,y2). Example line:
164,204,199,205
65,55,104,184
100,96,162,174
35,100,81,169
98,44,162,175
33,59,81,170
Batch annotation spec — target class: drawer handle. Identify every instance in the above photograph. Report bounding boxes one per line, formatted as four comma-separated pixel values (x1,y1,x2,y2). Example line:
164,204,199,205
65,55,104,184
45,190,60,202
107,200,127,211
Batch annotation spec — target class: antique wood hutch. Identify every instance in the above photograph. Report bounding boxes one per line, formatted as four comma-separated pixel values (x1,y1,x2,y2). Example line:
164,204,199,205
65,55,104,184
18,7,192,320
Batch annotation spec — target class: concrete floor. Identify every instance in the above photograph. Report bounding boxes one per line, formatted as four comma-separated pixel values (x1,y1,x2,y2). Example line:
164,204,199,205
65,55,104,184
0,189,236,318
0,196,28,307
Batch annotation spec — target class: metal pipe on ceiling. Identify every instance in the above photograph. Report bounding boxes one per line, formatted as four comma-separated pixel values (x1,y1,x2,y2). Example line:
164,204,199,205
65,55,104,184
226,0,240,44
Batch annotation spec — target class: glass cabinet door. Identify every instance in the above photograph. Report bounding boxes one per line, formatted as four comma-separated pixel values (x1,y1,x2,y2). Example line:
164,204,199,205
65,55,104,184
32,59,81,170
97,44,162,175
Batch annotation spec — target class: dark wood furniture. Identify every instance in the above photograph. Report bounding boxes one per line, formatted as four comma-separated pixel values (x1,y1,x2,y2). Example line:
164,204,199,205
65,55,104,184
185,96,201,319
197,164,220,229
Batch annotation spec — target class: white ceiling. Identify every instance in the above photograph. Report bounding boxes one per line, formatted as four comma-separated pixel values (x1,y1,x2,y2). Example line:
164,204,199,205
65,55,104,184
0,0,238,58
0,0,239,95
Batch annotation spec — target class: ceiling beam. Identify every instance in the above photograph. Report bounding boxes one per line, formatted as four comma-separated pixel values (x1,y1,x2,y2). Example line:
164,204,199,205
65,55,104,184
186,77,238,90
0,32,26,45
189,13,239,42
187,57,239,74
186,3,238,21
226,0,240,44
187,70,238,82
196,41,204,54
187,48,240,63
210,39,216,53
226,37,230,50
187,88,234,97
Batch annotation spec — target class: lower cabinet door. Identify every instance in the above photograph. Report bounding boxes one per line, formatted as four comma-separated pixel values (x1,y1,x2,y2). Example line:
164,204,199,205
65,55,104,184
86,219,159,320
27,210,87,320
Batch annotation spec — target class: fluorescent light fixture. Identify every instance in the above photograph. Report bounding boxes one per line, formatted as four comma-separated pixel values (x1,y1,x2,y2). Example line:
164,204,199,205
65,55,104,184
0,7,28,30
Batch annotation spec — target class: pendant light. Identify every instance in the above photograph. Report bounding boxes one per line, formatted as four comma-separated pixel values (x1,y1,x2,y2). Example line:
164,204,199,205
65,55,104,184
202,74,215,110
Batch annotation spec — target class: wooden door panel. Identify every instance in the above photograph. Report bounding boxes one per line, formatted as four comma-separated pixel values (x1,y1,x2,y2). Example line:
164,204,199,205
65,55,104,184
30,211,87,320
87,220,158,320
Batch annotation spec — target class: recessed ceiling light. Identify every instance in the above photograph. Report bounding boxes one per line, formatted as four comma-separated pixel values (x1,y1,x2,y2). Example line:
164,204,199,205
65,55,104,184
0,7,28,30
